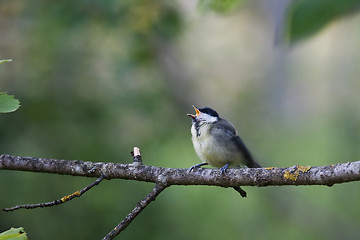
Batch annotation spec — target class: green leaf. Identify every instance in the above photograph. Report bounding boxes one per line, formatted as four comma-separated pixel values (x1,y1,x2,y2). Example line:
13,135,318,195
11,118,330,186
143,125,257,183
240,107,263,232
287,0,360,44
0,93,20,113
0,59,12,64
198,0,245,13
0,227,28,240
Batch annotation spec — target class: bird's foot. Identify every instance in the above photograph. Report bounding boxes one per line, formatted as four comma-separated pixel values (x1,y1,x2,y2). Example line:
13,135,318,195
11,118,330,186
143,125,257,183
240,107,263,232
220,163,230,175
189,163,208,173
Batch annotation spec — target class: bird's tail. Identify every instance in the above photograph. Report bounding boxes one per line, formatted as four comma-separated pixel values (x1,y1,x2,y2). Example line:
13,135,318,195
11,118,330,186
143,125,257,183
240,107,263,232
247,159,262,168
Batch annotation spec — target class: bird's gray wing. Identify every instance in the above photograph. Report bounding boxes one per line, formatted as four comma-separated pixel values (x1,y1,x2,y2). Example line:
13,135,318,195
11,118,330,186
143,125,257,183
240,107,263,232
210,119,261,168
233,135,261,168
209,119,237,140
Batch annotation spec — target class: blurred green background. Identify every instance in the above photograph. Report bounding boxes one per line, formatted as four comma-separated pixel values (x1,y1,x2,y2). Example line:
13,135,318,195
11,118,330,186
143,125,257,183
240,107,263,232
1,0,360,239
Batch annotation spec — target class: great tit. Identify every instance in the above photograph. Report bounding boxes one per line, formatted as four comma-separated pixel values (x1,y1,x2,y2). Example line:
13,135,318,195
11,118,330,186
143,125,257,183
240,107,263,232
187,105,261,174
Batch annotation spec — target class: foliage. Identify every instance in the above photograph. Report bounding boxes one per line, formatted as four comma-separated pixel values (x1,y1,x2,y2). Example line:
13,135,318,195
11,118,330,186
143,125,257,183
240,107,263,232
286,0,360,43
198,0,245,13
200,0,360,44
0,60,20,113
0,59,12,65
0,93,20,113
0,227,28,240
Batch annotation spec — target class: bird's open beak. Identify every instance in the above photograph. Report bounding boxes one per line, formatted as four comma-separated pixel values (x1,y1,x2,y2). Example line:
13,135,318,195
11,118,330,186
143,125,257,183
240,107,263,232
187,105,200,119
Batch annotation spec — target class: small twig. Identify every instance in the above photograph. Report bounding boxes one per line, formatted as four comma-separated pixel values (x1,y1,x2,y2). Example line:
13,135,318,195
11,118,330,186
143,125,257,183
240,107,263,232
131,147,142,166
3,174,106,212
102,183,167,240
233,186,247,198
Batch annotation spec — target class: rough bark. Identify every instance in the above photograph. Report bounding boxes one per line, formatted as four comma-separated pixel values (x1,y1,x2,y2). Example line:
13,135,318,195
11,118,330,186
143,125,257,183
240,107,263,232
1,154,360,187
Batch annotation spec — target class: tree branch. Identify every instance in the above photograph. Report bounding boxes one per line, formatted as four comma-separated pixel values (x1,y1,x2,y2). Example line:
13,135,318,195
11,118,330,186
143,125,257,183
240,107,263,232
102,183,167,240
1,154,360,187
2,174,106,212
1,152,360,240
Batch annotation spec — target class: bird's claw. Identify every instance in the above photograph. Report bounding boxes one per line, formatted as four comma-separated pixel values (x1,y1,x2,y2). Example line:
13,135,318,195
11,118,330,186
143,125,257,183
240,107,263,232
189,166,196,173
189,163,208,173
220,163,229,175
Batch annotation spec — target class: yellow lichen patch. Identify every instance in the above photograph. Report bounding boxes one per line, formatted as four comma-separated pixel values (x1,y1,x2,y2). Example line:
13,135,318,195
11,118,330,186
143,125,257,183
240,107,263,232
284,170,299,181
297,165,311,172
265,167,275,170
284,165,311,181
61,191,81,202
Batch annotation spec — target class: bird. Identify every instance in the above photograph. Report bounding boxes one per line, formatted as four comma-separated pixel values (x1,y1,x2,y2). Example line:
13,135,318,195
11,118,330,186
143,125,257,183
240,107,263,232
187,105,261,174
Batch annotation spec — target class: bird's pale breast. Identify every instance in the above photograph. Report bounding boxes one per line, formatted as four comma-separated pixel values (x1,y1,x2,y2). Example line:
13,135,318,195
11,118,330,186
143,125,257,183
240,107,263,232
191,123,244,168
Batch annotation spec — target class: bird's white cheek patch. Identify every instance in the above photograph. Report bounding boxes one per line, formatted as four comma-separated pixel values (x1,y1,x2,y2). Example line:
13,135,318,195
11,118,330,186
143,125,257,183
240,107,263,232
200,114,218,123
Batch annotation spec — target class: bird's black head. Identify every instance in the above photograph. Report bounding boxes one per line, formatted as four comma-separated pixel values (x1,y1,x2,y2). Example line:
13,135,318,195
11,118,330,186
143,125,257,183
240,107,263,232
198,107,219,118
187,105,220,124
